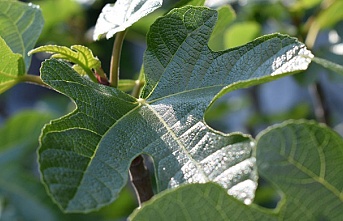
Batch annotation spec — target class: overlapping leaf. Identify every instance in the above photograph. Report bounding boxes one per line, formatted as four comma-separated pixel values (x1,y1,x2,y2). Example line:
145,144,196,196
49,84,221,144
256,120,343,220
29,45,101,80
0,36,25,93
0,1,44,70
93,0,163,40
130,120,343,220
129,183,276,221
39,6,312,212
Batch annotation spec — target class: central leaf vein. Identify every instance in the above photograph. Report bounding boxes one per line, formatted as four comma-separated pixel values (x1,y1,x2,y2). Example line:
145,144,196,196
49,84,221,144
144,102,210,182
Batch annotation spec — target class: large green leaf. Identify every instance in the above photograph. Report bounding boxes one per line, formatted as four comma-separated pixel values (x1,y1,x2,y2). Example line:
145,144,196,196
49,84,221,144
39,6,312,212
0,0,44,70
93,0,163,40
129,183,276,221
0,36,25,93
256,120,343,220
130,120,343,220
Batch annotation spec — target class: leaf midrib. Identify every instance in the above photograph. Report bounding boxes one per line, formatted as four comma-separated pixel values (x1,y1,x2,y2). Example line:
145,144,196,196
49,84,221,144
143,102,210,184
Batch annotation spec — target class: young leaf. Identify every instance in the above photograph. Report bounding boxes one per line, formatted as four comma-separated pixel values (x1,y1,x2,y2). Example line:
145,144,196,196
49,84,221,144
0,37,25,93
129,183,276,221
93,0,163,40
28,45,101,82
256,120,343,220
0,1,44,70
38,6,312,212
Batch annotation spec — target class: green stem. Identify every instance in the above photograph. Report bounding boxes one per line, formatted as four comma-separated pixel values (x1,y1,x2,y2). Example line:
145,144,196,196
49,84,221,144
131,67,145,98
110,30,127,88
18,74,50,88
83,66,98,83
131,80,145,98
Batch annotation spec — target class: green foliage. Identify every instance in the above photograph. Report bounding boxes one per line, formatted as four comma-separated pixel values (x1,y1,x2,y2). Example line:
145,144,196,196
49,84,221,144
0,0,43,70
38,6,313,213
0,111,136,221
0,37,25,93
0,111,58,221
0,0,44,93
129,183,276,221
257,120,343,220
314,0,343,29
130,120,343,220
93,0,163,40
0,111,52,164
208,6,236,51
29,45,101,82
224,21,261,48
32,0,81,37
1,0,343,220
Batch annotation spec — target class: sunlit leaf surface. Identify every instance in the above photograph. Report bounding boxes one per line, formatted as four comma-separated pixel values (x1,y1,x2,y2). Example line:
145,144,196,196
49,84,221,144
39,6,312,212
130,120,343,220
93,0,162,40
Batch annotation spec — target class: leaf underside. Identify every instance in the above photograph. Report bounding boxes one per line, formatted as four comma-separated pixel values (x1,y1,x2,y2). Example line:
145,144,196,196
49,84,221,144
39,6,312,212
93,0,163,40
130,120,343,221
